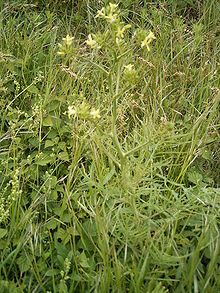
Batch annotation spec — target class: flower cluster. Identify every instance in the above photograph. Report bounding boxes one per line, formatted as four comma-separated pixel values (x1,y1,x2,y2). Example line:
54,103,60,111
60,257,71,281
116,24,131,45
68,102,101,121
57,34,74,56
85,3,156,51
58,3,156,131
0,169,21,223
124,64,134,72
123,63,138,85
85,3,132,49
95,3,119,24
134,28,156,51
141,31,156,51
86,34,101,49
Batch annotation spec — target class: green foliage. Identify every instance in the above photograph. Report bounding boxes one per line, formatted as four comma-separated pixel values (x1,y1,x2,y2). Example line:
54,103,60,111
0,0,219,292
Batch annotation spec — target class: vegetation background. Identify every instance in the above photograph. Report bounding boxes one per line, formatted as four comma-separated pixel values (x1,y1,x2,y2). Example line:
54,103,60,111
0,0,219,292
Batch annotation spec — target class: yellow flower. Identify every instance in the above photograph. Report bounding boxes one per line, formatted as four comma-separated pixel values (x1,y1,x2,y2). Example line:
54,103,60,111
95,7,105,18
63,34,74,46
57,51,65,56
141,31,156,51
124,64,134,72
86,34,100,49
57,43,65,56
90,108,101,119
109,3,118,11
106,3,119,23
68,106,76,118
105,12,118,23
116,24,131,38
95,3,119,23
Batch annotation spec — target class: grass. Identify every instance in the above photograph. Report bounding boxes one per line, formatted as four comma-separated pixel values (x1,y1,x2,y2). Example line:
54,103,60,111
0,0,219,292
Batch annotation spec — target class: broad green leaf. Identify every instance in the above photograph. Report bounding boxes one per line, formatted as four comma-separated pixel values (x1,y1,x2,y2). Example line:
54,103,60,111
17,254,31,273
28,137,39,147
43,115,53,127
59,280,68,293
45,269,60,276
55,242,70,259
79,251,90,268
47,129,58,139
46,219,58,230
49,190,58,200
27,84,39,95
35,152,53,166
187,171,203,185
82,220,97,236
58,142,66,150
57,255,65,266
62,213,72,223
45,139,55,148
0,240,7,250
55,228,70,244
58,151,69,161
50,175,57,188
47,100,60,111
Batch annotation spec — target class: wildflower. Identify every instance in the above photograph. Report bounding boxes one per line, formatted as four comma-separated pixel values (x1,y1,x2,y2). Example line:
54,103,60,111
95,3,119,23
86,34,96,48
105,12,118,23
75,102,90,119
123,64,138,84
68,106,76,118
141,31,156,51
57,43,64,55
95,7,105,18
63,34,74,46
109,3,118,11
86,34,100,49
116,24,131,38
124,64,134,72
57,34,74,56
90,108,101,119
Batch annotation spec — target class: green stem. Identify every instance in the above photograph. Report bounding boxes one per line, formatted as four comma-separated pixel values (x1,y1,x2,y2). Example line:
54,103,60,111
111,61,126,169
